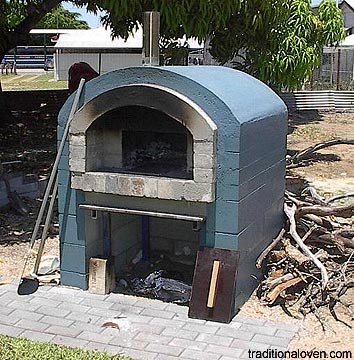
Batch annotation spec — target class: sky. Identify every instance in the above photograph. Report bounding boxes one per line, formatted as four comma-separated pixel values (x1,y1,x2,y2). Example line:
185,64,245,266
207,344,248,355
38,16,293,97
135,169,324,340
63,1,336,29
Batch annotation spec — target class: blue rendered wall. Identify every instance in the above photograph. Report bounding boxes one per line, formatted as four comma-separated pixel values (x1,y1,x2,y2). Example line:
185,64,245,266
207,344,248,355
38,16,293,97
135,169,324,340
58,66,287,304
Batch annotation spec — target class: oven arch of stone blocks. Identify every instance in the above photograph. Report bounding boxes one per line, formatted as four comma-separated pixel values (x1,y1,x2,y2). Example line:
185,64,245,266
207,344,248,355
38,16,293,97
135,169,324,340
69,84,217,202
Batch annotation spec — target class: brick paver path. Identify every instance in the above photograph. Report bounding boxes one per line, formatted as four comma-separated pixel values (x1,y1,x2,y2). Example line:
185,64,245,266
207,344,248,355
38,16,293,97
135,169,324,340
0,283,299,359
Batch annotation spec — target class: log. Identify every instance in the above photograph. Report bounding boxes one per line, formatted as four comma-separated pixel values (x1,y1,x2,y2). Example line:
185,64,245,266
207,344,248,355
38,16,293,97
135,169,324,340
265,277,305,304
284,203,329,290
298,203,354,218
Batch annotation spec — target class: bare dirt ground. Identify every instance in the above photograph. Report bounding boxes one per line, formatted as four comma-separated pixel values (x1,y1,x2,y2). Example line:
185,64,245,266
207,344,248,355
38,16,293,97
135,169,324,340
0,111,354,356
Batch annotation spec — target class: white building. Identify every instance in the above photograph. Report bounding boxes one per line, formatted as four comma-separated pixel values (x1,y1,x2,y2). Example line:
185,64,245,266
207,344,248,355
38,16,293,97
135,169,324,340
54,27,143,80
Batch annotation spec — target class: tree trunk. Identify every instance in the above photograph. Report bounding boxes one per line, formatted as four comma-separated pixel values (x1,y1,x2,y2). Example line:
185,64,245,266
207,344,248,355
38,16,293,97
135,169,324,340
0,81,13,124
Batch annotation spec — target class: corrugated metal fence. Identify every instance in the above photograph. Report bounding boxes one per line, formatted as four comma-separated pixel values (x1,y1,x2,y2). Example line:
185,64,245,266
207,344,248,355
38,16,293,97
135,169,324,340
281,91,354,111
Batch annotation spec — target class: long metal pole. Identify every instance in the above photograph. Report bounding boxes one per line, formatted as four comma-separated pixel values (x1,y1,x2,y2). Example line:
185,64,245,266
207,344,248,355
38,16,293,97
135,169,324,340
28,78,85,251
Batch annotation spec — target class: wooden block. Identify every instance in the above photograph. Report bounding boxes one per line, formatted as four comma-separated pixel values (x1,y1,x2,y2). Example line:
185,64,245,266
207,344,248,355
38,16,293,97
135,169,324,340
188,248,240,323
207,260,220,308
88,257,115,295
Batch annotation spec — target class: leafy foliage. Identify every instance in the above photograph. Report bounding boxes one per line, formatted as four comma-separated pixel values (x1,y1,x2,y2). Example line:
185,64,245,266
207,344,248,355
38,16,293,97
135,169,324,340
0,335,131,360
36,5,89,29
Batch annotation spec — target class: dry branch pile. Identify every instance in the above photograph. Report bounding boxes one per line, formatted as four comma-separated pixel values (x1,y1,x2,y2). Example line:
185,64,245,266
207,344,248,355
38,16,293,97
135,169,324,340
257,139,354,327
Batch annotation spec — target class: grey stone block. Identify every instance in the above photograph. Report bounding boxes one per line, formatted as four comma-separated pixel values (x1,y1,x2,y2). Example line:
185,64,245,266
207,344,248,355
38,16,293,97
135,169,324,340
275,329,297,339
85,341,123,355
121,348,158,360
206,344,243,358
252,334,291,347
16,319,49,332
80,297,115,309
0,323,24,338
11,309,43,322
78,330,116,344
21,330,55,343
196,333,233,347
130,323,165,335
29,296,62,308
149,318,185,329
161,327,198,340
217,327,254,341
41,315,74,327
183,323,219,335
51,335,89,349
146,343,183,357
239,323,277,336
231,339,269,351
58,301,90,314
141,308,175,320
45,325,82,338
65,311,100,324
35,305,71,318
181,348,221,360
135,332,172,345
135,298,168,310
169,337,207,351
109,336,148,350
107,293,138,305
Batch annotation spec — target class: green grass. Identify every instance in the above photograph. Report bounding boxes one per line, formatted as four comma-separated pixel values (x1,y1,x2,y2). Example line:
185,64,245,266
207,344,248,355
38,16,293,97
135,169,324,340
0,335,133,360
1,73,68,91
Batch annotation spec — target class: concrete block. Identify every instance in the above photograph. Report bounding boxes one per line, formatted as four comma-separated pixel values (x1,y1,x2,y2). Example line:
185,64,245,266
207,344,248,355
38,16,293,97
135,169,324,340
158,179,183,200
0,324,24,338
45,325,82,338
58,169,70,186
217,327,254,341
196,333,233,347
69,133,85,147
214,232,239,250
69,158,86,173
231,339,269,351
183,182,214,202
118,176,131,195
252,334,291,347
121,348,158,360
144,178,158,198
36,306,70,318
10,309,43,322
20,330,55,343
239,323,277,336
215,200,238,233
60,270,88,290
58,154,69,171
206,344,243,358
58,185,81,216
140,308,175,320
41,315,74,328
183,323,219,335
194,154,214,169
131,177,145,197
194,141,214,156
60,214,85,246
145,343,183,357
57,140,69,156
169,337,207,351
51,335,89,349
61,243,86,273
180,348,219,360
105,174,119,193
194,168,215,183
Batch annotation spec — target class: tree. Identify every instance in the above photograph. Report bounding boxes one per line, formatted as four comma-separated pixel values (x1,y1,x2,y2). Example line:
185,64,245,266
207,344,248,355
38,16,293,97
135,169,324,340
97,0,345,91
36,5,89,29
0,0,346,120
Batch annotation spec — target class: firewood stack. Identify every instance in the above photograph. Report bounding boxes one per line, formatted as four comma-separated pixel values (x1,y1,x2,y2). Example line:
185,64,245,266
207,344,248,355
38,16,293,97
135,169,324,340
257,140,354,326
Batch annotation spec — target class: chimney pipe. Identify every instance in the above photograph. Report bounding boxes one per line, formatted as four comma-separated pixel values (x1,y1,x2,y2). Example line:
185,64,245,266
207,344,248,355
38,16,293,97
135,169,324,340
142,11,160,66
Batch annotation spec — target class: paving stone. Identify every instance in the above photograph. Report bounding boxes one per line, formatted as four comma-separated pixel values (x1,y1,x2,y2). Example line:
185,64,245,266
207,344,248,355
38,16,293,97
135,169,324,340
181,348,222,360
164,303,189,315
0,306,14,316
135,298,168,310
72,320,105,334
80,297,115,309
220,356,240,360
252,334,291,347
107,293,138,305
118,313,153,324
146,343,183,357
36,305,71,317
46,292,86,305
183,323,219,335
87,306,121,318
0,312,21,325
196,333,233,346
45,325,82,337
266,321,300,332
172,313,206,324
234,315,266,326
0,292,22,306
135,332,173,345
41,315,74,327
141,308,175,319
0,323,24,338
11,309,43,322
169,337,207,351
21,330,55,343
111,304,144,315
149,318,185,328
275,329,297,339
78,330,116,344
8,300,41,311
121,348,158,360
51,335,89,348
16,319,49,332
161,327,199,340
217,327,254,341
85,341,123,355
58,302,91,313
29,296,62,308
155,354,184,360
239,323,278,336
231,339,269,351
109,337,149,350
206,344,243,358
131,323,165,335
65,311,100,324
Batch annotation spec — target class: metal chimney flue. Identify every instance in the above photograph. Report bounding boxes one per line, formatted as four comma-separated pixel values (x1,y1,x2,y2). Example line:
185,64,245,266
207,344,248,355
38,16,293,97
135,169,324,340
142,11,160,66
